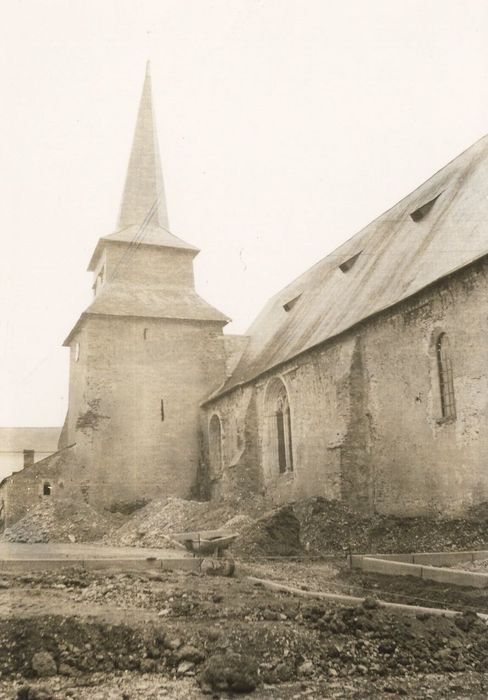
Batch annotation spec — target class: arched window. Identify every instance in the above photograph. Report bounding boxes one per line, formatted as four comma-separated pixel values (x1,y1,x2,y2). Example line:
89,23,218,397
436,333,456,419
208,414,223,477
265,378,294,475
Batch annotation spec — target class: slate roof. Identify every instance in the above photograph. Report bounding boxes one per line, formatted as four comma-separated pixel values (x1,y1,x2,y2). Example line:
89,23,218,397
87,224,198,271
70,62,227,345
63,283,229,346
118,62,169,232
213,134,488,398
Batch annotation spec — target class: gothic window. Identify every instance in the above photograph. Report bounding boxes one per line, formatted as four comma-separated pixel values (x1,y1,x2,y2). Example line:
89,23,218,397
265,378,294,475
436,333,456,420
208,414,223,477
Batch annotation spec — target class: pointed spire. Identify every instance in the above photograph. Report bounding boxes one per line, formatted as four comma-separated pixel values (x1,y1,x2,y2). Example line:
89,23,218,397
118,62,169,230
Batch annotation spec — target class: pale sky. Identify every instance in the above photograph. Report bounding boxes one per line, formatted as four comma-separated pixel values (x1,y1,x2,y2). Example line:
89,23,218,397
1,0,487,427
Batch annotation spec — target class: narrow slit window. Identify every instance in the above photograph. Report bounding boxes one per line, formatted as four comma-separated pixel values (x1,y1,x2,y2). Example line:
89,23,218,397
143,328,148,340
286,405,294,471
160,399,165,422
276,409,287,473
283,294,302,312
339,251,362,273
436,333,456,420
208,414,223,476
43,482,52,496
410,192,443,222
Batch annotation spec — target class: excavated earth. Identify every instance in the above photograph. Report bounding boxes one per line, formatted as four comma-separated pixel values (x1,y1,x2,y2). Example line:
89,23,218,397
4,496,488,558
0,565,488,698
2,497,488,697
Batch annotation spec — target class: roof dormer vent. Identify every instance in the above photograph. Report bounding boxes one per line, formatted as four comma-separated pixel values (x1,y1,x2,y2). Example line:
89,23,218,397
410,192,443,222
283,294,302,312
339,252,362,273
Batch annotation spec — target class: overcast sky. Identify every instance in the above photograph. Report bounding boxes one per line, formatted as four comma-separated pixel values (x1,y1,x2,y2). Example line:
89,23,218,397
1,0,487,427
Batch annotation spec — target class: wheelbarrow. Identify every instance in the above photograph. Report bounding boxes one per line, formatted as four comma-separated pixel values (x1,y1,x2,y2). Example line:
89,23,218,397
172,529,238,558
172,529,238,577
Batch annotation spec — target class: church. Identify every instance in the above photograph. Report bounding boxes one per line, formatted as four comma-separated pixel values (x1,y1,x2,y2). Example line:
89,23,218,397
2,66,488,526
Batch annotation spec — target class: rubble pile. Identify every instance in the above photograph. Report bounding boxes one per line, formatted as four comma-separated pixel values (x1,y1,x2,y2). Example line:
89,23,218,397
1,592,488,688
2,499,116,544
100,494,488,558
103,497,262,550
293,497,488,555
2,566,488,696
103,497,212,549
232,505,302,558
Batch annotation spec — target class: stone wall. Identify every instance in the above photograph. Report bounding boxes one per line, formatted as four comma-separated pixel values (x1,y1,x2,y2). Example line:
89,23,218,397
0,446,82,528
364,258,488,515
92,242,196,292
204,258,488,516
65,315,226,509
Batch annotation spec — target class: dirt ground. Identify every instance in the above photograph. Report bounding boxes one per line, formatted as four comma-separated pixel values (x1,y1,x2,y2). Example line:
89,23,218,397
0,561,488,699
2,495,488,698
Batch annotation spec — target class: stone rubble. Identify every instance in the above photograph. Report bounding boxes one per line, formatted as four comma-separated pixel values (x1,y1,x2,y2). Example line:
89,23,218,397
2,499,118,544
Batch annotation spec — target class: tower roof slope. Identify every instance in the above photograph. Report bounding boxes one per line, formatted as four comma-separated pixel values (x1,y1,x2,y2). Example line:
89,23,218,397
118,62,169,231
63,284,229,346
214,134,488,398
88,65,197,271
87,224,199,271
86,283,229,322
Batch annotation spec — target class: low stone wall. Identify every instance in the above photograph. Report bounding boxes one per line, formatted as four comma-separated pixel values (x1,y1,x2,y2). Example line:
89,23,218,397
350,551,488,589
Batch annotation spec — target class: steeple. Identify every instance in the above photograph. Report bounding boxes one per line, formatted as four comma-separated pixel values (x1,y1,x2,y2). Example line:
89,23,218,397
118,62,169,230
87,64,199,273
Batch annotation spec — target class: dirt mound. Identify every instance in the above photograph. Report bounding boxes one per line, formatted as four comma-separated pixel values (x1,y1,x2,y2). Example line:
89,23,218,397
294,497,488,555
0,615,174,679
102,497,210,549
103,497,266,550
3,499,116,544
233,505,302,558
179,496,266,533
2,596,488,684
101,494,488,557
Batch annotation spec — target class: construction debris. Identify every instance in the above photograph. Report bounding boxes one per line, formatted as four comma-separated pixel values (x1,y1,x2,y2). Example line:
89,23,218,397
294,497,488,555
1,567,488,698
3,499,118,544
4,495,488,561
101,498,211,549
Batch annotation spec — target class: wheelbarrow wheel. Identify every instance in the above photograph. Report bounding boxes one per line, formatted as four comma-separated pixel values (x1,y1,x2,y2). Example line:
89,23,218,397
200,556,235,577
224,556,235,577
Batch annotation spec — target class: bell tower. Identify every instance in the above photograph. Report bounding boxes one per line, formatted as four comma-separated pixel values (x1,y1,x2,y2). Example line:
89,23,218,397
61,65,229,508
